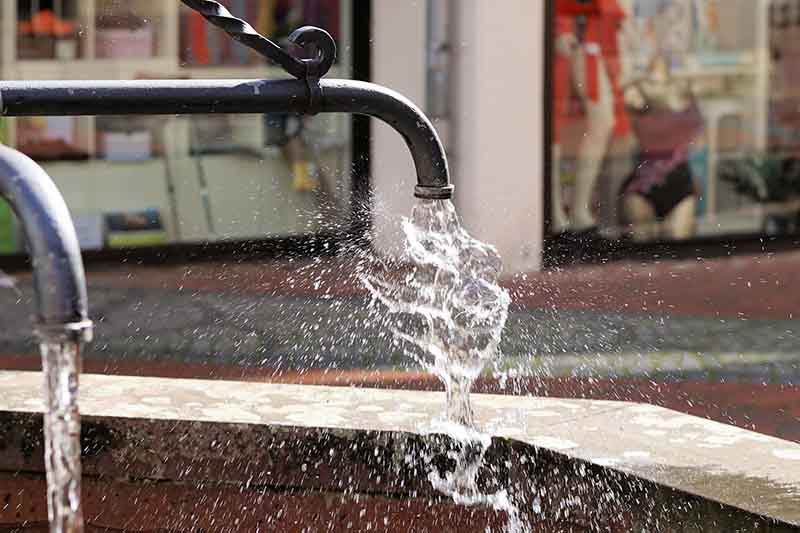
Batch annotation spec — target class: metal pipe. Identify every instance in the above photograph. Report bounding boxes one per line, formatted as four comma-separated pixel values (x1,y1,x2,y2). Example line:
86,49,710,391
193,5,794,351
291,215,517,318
323,80,451,199
0,145,92,533
0,145,92,341
0,79,453,200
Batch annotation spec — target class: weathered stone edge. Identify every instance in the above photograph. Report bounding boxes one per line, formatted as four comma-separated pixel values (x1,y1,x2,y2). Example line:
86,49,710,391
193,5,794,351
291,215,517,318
0,410,795,532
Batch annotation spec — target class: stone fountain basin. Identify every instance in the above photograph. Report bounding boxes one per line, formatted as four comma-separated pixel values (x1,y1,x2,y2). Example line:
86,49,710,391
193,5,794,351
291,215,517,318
0,372,797,532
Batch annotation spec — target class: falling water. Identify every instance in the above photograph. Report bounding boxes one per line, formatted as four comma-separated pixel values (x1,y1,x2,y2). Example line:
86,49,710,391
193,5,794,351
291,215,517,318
362,199,526,531
362,198,510,425
419,421,526,533
40,341,84,533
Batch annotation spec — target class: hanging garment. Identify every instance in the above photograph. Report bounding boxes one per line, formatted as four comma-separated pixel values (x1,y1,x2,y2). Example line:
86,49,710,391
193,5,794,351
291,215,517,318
189,11,210,65
324,0,341,42
229,0,251,64
207,0,231,65
258,0,279,38
557,0,602,16
581,0,631,137
623,101,705,217
303,0,322,25
553,0,599,144
553,10,575,144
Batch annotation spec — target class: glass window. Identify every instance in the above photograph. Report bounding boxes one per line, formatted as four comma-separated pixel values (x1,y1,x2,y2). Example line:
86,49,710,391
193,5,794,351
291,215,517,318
0,0,352,254
549,0,778,243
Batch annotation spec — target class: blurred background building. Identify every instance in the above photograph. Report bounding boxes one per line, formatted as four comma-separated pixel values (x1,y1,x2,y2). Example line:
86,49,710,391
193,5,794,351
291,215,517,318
0,0,798,443
0,0,355,258
375,0,791,272
2,1,791,273
0,1,543,273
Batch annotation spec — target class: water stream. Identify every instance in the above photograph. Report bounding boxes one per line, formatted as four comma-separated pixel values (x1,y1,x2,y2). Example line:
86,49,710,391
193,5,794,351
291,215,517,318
362,199,526,530
362,198,510,425
420,420,526,533
40,341,84,533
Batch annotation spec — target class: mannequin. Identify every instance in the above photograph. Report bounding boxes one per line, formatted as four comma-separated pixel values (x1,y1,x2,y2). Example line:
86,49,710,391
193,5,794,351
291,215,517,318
551,0,631,233
551,2,579,233
618,0,704,241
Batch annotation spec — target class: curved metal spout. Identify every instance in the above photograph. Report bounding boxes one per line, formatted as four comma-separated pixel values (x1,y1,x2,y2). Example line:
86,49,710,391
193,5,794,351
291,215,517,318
0,78,453,201
322,80,452,200
0,145,93,532
174,2,450,197
0,145,92,340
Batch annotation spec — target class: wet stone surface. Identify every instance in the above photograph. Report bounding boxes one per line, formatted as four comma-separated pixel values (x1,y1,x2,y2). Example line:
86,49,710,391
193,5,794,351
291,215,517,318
0,282,799,383
0,372,798,531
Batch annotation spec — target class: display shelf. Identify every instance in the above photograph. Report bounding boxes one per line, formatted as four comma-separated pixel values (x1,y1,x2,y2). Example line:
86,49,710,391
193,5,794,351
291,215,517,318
96,0,179,59
10,57,348,84
13,0,89,60
5,1,180,65
180,65,291,80
0,0,353,246
0,2,202,160
672,63,758,80
12,56,178,80
39,149,337,244
14,115,94,162
0,2,350,152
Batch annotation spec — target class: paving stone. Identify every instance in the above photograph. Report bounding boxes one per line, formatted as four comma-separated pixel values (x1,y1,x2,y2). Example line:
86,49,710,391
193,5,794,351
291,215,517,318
1,280,799,384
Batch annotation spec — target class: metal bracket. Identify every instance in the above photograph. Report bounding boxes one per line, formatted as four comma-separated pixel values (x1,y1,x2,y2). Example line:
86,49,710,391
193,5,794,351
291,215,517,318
181,0,336,114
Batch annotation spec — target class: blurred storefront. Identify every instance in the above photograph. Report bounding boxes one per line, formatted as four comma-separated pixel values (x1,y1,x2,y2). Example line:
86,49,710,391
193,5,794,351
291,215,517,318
1,1,795,273
0,0,356,258
547,0,800,254
375,0,800,271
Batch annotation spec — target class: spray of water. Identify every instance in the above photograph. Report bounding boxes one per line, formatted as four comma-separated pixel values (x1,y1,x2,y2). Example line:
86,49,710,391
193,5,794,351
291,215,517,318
418,421,527,533
362,199,510,426
361,199,526,531
40,341,84,533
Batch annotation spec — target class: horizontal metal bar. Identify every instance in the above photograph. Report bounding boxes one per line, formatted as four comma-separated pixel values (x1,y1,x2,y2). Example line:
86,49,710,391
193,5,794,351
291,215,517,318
0,79,310,116
0,79,451,198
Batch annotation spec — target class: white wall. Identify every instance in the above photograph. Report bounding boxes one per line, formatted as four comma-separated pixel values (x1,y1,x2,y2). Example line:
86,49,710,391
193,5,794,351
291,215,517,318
370,0,545,272
370,0,429,256
452,0,544,273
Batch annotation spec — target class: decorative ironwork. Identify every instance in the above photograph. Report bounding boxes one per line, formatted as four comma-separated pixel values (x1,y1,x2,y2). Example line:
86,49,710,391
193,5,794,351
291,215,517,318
181,0,336,80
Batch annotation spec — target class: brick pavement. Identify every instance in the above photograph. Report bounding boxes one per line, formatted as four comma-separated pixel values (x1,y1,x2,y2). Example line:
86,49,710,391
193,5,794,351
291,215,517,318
1,251,798,443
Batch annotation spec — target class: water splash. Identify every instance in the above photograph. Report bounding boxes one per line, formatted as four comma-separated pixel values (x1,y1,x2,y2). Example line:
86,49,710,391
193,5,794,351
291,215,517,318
420,421,527,533
40,341,84,533
362,199,525,531
362,199,510,426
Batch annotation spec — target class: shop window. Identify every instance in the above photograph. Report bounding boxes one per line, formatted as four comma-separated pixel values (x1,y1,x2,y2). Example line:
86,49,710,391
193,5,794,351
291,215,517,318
0,0,353,256
549,0,785,243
